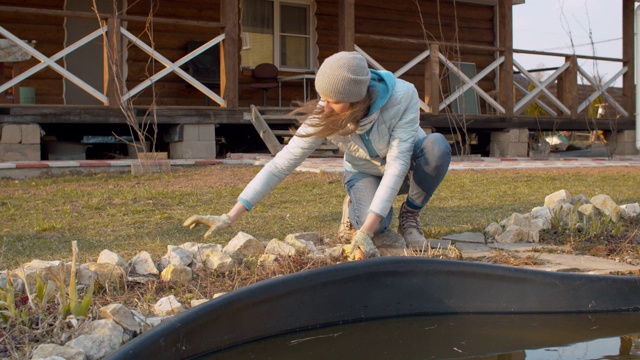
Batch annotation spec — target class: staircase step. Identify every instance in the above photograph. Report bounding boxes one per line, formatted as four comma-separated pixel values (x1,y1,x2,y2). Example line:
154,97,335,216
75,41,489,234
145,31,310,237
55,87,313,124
272,129,295,136
242,113,301,123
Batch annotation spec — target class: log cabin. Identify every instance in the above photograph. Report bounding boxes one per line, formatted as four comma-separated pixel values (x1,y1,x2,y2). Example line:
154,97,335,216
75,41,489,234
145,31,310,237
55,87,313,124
0,0,637,160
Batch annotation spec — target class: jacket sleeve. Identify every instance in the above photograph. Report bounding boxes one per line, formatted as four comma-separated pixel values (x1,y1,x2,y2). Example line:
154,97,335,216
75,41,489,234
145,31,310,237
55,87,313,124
368,85,420,217
237,123,324,211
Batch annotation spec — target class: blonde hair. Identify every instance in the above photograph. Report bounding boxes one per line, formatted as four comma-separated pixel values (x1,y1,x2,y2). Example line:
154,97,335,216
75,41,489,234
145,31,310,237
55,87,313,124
290,93,372,139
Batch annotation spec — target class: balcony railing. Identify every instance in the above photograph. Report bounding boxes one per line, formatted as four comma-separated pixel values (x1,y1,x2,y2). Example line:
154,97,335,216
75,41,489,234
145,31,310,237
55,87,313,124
0,6,630,122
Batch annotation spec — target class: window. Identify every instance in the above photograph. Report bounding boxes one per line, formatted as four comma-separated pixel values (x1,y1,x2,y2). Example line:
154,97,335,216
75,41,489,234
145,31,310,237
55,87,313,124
241,0,313,71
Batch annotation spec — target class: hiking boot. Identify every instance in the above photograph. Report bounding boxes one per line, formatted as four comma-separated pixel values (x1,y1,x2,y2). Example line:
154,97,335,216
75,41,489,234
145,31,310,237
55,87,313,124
398,202,427,248
338,195,356,243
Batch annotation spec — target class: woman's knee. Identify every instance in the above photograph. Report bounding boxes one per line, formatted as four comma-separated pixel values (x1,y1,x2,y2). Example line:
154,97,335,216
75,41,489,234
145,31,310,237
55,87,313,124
419,133,451,171
423,133,451,157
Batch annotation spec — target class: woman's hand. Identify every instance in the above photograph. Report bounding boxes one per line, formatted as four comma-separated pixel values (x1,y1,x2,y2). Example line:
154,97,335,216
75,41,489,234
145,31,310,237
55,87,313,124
343,230,380,261
183,214,231,238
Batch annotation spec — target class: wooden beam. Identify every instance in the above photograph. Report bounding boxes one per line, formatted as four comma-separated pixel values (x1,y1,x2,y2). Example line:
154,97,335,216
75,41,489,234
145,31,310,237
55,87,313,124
622,0,635,119
338,0,355,51
419,115,636,131
105,17,123,107
498,0,513,117
557,56,578,119
425,44,440,115
0,5,222,28
250,105,283,155
514,48,622,63
355,34,502,52
221,0,239,109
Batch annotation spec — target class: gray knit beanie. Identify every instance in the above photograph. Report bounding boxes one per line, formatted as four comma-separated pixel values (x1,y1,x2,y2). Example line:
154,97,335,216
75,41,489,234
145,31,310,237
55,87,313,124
315,51,371,103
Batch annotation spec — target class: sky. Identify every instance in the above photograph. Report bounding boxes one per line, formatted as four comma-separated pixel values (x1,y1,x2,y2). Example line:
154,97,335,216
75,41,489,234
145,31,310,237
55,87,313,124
512,0,625,86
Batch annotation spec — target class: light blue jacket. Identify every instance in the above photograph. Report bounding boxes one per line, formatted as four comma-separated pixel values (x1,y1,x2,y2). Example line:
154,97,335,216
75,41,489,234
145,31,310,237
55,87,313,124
238,70,424,219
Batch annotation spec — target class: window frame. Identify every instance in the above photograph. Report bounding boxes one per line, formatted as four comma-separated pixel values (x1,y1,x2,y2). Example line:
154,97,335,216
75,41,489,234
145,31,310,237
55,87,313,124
241,0,315,72
274,0,313,71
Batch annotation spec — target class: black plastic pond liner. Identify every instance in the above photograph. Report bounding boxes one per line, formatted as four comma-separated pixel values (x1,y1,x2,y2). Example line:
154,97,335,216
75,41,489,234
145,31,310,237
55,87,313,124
106,257,640,360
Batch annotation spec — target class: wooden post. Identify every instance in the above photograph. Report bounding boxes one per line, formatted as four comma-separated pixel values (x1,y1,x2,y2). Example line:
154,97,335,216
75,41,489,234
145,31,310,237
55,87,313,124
105,17,122,107
425,44,440,115
557,55,578,119
498,0,513,117
221,0,239,109
622,0,635,120
11,63,20,104
338,0,355,51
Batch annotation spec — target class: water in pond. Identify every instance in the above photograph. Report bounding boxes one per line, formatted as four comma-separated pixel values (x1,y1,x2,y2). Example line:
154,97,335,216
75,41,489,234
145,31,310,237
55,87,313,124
201,312,640,359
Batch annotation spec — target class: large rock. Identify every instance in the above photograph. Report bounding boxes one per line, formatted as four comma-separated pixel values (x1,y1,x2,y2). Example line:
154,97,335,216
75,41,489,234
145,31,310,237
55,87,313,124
484,222,503,239
97,249,128,270
160,264,193,283
264,239,297,257
223,232,265,262
129,251,159,275
12,260,66,294
590,194,620,223
160,245,193,269
203,250,237,272
503,213,532,227
180,242,223,264
99,304,141,334
373,230,407,256
86,263,127,288
530,206,552,220
621,203,640,219
31,343,86,360
544,189,571,209
284,232,324,246
578,203,598,219
284,236,317,253
65,319,124,360
153,295,184,316
495,225,529,244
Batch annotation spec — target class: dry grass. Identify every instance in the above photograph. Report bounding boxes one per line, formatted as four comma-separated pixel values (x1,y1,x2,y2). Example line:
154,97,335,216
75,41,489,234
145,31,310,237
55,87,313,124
479,249,546,267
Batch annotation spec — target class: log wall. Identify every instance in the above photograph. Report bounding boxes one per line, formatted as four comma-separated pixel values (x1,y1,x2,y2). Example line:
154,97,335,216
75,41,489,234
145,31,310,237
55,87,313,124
125,0,223,107
316,0,497,105
1,0,498,109
0,0,66,104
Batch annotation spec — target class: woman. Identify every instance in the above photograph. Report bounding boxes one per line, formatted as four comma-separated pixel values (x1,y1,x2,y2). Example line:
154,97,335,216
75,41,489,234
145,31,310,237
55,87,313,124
184,51,451,260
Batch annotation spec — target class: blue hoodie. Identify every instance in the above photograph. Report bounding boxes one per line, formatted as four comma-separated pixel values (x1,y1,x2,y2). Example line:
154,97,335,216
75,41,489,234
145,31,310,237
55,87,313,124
359,69,397,159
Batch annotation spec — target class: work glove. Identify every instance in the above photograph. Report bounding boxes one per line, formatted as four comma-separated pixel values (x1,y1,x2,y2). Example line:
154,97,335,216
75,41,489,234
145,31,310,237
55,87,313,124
183,214,231,239
343,230,380,261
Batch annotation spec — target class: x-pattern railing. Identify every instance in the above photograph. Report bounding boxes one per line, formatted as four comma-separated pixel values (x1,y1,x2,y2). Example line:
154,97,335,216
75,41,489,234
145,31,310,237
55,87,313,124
438,54,505,114
356,43,628,119
355,44,505,115
0,25,226,107
1,21,629,119
120,28,226,107
355,45,431,112
513,59,571,116
577,66,628,117
0,25,108,103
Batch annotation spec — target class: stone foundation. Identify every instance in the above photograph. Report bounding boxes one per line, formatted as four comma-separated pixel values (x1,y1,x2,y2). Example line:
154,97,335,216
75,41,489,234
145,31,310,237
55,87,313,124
489,128,529,158
168,124,216,159
0,123,41,161
614,130,639,156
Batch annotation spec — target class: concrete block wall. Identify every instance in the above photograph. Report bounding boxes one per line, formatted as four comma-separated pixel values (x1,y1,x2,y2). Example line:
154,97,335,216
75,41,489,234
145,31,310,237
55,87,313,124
489,128,529,158
0,124,41,161
614,130,639,156
169,124,216,159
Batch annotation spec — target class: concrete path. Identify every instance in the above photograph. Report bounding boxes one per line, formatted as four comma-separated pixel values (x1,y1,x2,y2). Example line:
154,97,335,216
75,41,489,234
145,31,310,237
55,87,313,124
1,153,639,179
433,232,640,275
